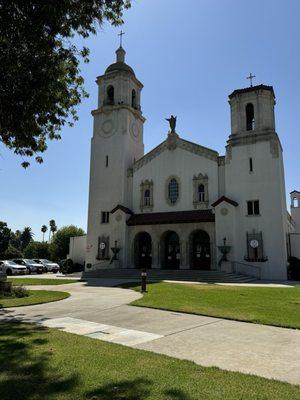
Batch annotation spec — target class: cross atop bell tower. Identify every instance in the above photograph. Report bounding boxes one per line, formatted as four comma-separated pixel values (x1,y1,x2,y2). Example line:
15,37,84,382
118,30,125,47
246,72,256,87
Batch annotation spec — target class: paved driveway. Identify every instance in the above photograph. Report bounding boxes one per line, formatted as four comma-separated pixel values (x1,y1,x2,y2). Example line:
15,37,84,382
1,280,300,386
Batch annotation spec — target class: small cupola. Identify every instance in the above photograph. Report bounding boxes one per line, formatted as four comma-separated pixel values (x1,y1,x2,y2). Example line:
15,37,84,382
105,46,135,77
96,37,143,111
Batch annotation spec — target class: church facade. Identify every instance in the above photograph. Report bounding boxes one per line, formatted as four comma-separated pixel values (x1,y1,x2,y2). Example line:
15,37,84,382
85,45,295,281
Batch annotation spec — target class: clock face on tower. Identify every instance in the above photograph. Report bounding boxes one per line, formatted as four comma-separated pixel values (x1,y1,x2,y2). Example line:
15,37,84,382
95,115,118,138
130,120,140,141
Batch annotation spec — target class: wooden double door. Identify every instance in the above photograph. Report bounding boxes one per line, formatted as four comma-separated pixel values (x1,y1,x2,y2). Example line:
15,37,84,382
135,232,152,269
191,230,211,270
164,231,180,269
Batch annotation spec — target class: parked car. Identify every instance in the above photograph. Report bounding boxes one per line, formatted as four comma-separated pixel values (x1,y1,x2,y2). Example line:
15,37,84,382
33,259,59,273
0,260,28,276
12,259,44,274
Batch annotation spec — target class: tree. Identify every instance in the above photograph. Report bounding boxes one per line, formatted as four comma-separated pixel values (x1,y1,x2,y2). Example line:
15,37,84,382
49,219,57,241
10,230,22,250
0,221,11,255
41,225,48,242
50,225,85,260
0,1,131,167
20,227,34,250
2,245,23,259
24,241,50,259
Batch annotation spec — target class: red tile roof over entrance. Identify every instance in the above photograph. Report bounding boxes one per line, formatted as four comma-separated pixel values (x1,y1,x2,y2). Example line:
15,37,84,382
211,196,238,208
127,210,215,226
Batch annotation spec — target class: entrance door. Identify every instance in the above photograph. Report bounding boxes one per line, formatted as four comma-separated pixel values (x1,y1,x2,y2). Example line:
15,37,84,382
135,232,152,269
165,231,180,269
191,230,211,270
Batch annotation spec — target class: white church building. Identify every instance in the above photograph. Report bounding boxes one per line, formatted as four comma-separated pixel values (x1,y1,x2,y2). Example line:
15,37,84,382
83,45,300,281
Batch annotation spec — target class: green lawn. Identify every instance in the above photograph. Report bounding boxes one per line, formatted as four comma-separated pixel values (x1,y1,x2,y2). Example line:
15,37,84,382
0,322,299,399
8,278,78,286
120,282,300,329
0,290,70,308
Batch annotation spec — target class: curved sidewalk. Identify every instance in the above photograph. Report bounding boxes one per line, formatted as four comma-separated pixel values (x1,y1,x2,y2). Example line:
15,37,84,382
1,280,300,386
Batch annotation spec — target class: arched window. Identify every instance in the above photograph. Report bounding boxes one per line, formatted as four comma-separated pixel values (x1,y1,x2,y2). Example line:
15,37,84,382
246,103,255,131
106,85,114,105
131,89,137,108
168,178,179,204
144,189,150,206
198,184,205,202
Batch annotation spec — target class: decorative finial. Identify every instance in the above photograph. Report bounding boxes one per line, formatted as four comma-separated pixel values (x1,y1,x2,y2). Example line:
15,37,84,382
246,72,256,87
118,30,125,47
165,115,177,133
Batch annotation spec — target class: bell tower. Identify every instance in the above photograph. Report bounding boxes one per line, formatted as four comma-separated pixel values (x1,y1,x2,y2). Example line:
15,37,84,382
229,84,276,137
86,43,145,267
224,83,288,280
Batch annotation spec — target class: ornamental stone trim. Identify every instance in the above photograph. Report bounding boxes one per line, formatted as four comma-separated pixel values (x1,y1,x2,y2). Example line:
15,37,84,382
140,179,154,212
218,156,225,166
97,70,144,89
226,130,282,163
133,137,218,173
165,175,181,206
91,104,146,123
193,173,209,209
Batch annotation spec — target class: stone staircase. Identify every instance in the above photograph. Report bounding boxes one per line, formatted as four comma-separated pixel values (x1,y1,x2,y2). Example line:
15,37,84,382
82,268,257,283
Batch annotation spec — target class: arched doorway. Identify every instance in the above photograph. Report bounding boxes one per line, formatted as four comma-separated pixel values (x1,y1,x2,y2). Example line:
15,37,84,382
161,231,180,269
134,232,152,269
190,230,211,270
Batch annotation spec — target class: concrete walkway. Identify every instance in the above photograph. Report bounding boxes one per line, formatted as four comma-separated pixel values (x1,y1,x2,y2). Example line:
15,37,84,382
1,280,300,386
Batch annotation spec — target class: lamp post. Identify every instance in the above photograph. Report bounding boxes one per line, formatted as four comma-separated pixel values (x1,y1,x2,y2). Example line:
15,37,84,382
141,268,147,293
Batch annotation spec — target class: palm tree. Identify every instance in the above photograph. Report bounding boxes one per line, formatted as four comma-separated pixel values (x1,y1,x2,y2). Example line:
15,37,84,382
20,226,34,250
49,219,57,241
41,225,47,242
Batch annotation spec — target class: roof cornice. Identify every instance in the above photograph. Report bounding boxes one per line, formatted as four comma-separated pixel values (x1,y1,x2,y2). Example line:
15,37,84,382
133,135,218,173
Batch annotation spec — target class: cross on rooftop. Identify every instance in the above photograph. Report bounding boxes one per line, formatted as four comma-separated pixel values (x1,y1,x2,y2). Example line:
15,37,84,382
118,30,125,47
247,73,256,87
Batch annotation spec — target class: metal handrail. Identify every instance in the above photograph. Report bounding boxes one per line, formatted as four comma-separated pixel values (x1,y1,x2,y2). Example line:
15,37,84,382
232,261,262,279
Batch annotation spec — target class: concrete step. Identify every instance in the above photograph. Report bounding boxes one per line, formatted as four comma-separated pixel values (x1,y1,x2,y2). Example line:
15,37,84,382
82,269,257,283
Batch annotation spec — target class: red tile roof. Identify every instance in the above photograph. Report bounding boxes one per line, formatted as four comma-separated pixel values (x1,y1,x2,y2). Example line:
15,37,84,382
111,205,133,215
211,196,238,208
127,210,215,226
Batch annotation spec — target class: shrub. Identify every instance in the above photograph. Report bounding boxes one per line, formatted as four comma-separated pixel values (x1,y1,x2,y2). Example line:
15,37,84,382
0,283,28,298
12,285,29,298
59,259,74,275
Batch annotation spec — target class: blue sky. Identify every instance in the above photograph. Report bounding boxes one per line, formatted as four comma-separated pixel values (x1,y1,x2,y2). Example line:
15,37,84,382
2,0,299,240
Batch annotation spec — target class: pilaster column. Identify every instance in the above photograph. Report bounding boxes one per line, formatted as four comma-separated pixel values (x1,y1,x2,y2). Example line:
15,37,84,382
152,239,160,269
179,240,189,269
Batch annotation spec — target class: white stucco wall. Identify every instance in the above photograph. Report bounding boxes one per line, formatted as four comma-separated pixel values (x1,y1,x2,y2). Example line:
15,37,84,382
86,56,145,267
225,140,288,280
68,235,86,265
132,146,219,213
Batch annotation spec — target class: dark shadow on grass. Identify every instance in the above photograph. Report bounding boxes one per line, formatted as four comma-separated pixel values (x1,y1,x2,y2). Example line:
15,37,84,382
0,321,79,400
86,378,192,400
